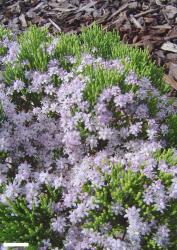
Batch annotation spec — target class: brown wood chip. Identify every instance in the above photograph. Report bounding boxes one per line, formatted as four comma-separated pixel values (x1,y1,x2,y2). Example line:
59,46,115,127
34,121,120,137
161,42,177,53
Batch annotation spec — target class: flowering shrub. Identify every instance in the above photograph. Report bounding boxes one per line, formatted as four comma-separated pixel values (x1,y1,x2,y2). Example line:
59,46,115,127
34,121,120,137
0,24,176,249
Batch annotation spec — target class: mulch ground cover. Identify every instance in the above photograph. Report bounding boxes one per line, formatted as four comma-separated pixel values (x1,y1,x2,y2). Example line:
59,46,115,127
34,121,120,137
0,0,177,90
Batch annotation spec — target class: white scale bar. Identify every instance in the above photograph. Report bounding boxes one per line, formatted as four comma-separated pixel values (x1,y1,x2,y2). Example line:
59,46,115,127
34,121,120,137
3,243,29,247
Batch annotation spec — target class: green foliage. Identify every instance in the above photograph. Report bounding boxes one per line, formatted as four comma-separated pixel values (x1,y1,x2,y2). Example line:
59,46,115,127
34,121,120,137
52,74,62,87
0,24,175,249
0,46,7,56
84,164,147,234
54,33,80,68
81,25,170,103
77,121,90,141
54,24,169,102
83,65,125,105
1,24,171,100
165,115,177,147
0,102,5,126
80,23,120,58
112,43,169,94
154,148,177,166
148,96,158,117
18,26,51,71
4,63,25,85
0,25,11,41
79,24,169,94
0,186,65,249
82,160,177,249
0,26,11,56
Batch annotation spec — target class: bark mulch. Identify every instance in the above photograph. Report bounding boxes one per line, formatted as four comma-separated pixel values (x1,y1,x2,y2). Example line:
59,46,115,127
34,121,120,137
0,0,177,91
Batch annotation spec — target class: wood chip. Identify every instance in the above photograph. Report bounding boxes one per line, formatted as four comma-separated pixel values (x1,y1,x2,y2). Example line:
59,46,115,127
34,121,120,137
161,42,177,53
112,12,127,25
164,5,177,20
169,63,177,81
130,15,144,29
19,13,27,27
163,74,177,90
166,53,177,61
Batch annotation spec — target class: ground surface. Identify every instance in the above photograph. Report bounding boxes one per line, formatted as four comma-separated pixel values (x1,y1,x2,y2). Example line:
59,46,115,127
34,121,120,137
0,0,177,90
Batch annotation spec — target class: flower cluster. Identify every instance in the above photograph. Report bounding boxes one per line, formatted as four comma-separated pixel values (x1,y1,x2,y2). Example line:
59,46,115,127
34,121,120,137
0,25,176,249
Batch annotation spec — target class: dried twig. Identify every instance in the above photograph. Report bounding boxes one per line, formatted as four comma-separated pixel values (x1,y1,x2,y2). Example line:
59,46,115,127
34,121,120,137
150,24,171,30
129,42,144,47
107,4,128,21
33,2,47,11
134,8,159,18
48,18,61,32
52,7,77,12
78,2,95,12
112,12,127,25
